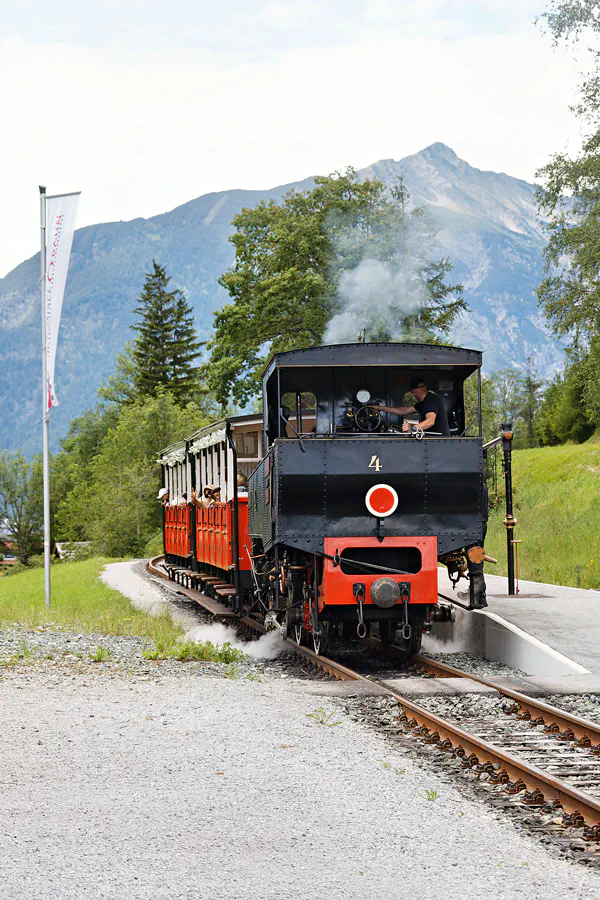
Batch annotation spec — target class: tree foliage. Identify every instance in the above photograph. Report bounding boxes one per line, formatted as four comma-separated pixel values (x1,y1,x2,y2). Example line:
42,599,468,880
208,171,465,406
98,342,139,406
126,261,202,403
55,393,207,556
536,0,600,436
539,1,600,44
0,452,43,564
536,367,595,445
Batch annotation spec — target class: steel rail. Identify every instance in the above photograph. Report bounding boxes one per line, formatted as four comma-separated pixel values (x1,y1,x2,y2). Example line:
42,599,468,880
148,556,600,826
364,635,600,748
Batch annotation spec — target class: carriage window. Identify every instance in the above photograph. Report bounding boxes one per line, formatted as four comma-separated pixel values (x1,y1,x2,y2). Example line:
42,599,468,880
281,392,317,435
235,431,259,458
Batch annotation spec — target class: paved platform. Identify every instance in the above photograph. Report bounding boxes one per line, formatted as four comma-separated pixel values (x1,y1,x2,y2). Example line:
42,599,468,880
438,569,600,678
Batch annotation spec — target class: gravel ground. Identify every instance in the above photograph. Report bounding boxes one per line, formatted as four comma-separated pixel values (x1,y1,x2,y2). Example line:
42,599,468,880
421,650,529,679
544,693,600,726
415,692,509,720
0,561,315,683
2,674,600,900
0,624,275,680
1,561,599,898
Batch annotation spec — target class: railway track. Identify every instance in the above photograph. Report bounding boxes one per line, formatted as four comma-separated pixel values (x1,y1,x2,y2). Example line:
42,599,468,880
148,555,600,834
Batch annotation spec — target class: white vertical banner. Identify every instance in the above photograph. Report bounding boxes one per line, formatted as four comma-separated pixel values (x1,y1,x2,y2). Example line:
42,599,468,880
45,192,80,409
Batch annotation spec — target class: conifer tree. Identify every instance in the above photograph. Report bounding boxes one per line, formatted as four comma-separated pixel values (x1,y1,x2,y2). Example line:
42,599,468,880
171,292,202,402
130,261,201,402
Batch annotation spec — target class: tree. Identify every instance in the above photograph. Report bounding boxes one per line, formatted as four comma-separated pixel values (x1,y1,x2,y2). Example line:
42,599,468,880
539,2,600,43
97,342,138,406
518,356,544,448
56,392,208,555
208,171,465,406
490,368,524,427
0,452,43,564
171,293,205,402
536,367,595,445
536,1,600,432
51,404,120,541
130,261,202,403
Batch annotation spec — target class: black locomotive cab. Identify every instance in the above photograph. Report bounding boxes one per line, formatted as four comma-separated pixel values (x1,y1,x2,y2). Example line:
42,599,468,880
248,341,485,656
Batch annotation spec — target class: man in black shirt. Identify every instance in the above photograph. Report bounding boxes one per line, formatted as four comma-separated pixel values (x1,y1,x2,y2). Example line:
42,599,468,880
376,376,450,436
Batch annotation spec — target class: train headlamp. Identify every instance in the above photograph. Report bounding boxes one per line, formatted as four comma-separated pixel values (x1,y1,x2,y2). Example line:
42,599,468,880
365,484,398,518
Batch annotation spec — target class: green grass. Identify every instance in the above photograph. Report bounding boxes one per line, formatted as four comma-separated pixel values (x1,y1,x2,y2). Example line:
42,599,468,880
88,646,111,662
0,557,184,642
142,638,245,664
485,441,600,590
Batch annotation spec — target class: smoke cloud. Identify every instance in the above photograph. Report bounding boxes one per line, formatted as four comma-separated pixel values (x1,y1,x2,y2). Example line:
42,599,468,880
322,189,443,345
323,255,429,345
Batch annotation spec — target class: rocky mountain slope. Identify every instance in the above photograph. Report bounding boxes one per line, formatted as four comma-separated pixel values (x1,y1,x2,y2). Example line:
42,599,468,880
0,143,556,455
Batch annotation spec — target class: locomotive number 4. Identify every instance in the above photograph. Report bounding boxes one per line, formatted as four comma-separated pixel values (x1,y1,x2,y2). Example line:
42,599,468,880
368,455,382,472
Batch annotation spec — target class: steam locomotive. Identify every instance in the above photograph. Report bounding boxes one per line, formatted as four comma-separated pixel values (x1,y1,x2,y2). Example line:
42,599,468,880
160,341,486,655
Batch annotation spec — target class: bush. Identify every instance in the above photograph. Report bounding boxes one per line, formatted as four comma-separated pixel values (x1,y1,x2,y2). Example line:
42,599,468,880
27,555,44,568
143,529,164,559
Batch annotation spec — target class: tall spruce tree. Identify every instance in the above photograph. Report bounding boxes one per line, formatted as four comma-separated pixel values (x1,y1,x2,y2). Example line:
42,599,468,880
171,292,203,402
131,261,201,402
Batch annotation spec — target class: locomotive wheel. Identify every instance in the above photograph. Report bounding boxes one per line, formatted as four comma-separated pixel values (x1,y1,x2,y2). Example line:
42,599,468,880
394,625,423,659
312,622,330,656
409,625,423,656
286,576,306,645
378,621,396,645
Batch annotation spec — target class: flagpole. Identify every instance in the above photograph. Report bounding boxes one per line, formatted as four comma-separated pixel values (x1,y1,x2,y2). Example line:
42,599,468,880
39,185,51,608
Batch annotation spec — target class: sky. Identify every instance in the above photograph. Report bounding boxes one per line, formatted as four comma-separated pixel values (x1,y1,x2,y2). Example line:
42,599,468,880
0,0,593,277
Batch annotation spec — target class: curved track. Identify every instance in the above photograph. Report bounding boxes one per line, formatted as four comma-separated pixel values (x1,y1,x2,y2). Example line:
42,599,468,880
148,555,600,831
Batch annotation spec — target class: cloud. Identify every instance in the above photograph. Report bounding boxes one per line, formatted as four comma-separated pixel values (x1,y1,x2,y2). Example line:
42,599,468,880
258,0,321,30
0,20,588,277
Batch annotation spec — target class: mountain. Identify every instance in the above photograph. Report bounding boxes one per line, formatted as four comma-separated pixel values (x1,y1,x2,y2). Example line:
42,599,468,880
0,143,557,456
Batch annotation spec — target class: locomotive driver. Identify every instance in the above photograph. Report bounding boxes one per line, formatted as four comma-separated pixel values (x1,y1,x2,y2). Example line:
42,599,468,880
374,376,450,436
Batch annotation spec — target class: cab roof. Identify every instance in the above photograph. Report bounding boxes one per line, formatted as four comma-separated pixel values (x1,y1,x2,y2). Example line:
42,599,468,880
263,342,482,380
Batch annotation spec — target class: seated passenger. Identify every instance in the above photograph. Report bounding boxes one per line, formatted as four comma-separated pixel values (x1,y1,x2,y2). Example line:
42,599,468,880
211,487,222,505
178,493,188,506
237,473,248,494
376,376,450,436
157,487,170,507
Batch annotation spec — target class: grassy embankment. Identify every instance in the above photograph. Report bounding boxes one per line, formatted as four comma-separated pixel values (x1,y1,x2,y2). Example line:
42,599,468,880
485,439,600,590
0,557,243,662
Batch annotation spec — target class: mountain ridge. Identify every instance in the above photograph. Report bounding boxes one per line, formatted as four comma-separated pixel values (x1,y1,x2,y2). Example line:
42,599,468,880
0,143,557,456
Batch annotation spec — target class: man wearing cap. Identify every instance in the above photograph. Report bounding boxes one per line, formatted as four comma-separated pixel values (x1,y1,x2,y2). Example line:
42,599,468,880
157,487,170,506
376,376,450,436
